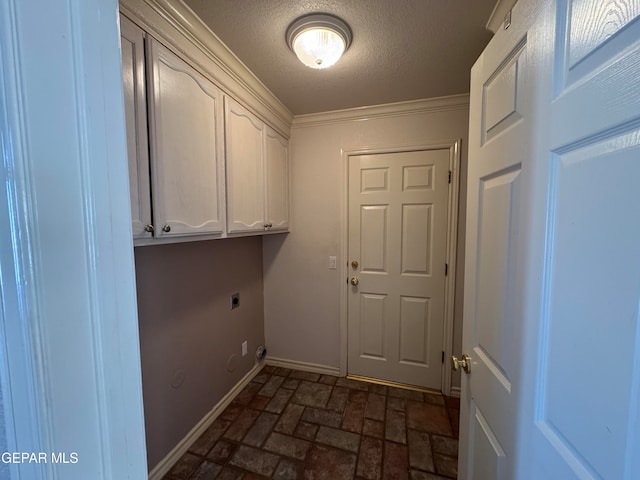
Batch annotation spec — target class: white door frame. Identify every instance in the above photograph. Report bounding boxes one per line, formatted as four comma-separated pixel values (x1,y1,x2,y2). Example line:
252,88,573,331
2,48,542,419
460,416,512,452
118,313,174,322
339,140,461,395
0,1,147,478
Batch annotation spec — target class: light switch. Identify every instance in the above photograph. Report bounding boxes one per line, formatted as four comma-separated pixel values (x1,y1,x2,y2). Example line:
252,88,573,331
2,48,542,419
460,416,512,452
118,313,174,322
329,256,337,270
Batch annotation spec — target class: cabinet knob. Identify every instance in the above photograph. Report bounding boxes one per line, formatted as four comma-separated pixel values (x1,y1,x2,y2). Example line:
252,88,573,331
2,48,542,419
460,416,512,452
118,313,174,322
162,224,171,233
264,223,273,230
144,224,155,233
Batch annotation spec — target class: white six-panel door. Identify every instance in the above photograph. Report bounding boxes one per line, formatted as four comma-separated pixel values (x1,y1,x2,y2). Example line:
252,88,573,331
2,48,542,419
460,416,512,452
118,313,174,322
461,1,541,475
348,149,450,390
525,1,640,478
463,0,640,478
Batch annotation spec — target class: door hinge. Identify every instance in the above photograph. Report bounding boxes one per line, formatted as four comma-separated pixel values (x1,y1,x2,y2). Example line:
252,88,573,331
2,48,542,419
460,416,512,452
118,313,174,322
445,263,448,276
442,351,445,364
448,170,452,184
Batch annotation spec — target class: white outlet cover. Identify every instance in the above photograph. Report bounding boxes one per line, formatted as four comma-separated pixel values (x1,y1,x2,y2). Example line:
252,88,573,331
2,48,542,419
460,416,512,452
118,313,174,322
329,256,337,270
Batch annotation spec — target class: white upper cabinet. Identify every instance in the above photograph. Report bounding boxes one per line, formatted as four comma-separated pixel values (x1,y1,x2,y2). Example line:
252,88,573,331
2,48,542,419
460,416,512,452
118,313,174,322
119,3,291,244
147,38,225,238
225,98,290,234
120,15,152,239
265,127,289,232
225,97,266,233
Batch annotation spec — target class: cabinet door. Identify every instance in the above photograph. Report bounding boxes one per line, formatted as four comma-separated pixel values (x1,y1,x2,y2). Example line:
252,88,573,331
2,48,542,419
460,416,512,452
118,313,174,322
265,128,289,232
147,38,225,237
120,15,151,239
225,97,265,233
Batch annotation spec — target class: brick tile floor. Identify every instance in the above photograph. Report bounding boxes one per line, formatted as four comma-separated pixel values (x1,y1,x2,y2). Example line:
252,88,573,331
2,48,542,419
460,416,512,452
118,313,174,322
162,365,460,480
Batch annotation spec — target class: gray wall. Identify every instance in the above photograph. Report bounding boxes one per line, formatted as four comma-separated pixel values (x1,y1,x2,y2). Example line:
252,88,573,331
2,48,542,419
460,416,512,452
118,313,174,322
135,237,265,469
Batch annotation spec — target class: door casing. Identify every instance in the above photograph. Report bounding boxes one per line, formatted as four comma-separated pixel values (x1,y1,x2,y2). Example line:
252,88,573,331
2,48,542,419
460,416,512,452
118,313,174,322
339,140,462,395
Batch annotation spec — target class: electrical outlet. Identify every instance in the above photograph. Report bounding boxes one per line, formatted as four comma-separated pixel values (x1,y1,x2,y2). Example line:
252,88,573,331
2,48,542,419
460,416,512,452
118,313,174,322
241,341,248,357
230,292,240,309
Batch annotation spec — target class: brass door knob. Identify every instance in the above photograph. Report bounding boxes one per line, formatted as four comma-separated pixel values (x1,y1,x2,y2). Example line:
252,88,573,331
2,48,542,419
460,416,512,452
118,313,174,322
451,354,471,374
351,260,359,269
350,277,359,286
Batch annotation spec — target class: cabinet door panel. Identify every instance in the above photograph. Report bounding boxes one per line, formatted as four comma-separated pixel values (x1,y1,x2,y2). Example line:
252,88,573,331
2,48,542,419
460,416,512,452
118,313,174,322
147,38,224,237
265,128,289,232
225,98,265,233
120,15,151,239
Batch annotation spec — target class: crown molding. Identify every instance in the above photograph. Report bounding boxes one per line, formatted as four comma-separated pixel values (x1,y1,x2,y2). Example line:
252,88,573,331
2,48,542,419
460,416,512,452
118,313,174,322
292,94,470,129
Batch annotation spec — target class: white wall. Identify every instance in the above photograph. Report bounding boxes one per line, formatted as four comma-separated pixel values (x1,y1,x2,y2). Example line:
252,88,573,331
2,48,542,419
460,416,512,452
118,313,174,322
263,95,469,390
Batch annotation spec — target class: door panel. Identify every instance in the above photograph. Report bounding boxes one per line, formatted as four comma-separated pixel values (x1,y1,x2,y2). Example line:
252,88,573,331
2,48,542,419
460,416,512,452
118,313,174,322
348,149,450,389
401,204,432,275
360,294,387,359
567,0,640,74
475,168,521,374
399,296,431,365
535,133,640,479
403,164,433,190
483,41,526,144
471,404,506,479
360,205,388,272
528,1,640,478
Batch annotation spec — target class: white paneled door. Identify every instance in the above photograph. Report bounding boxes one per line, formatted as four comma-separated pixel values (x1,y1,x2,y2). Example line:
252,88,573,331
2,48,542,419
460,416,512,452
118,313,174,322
459,1,536,475
348,150,450,390
462,0,640,478
528,0,640,478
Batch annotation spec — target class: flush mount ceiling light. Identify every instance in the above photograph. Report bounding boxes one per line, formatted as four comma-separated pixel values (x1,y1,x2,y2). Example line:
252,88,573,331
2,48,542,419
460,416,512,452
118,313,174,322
286,13,352,69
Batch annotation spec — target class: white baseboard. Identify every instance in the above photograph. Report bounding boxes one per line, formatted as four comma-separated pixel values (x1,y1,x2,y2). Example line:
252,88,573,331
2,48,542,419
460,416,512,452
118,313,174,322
148,362,263,480
265,356,340,377
450,386,461,398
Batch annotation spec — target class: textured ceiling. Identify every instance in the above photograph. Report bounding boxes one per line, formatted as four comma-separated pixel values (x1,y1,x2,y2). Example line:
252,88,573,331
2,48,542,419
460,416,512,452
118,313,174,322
182,0,496,115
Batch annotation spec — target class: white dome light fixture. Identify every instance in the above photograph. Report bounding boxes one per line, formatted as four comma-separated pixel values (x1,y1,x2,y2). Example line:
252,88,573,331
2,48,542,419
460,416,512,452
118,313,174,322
286,14,352,69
